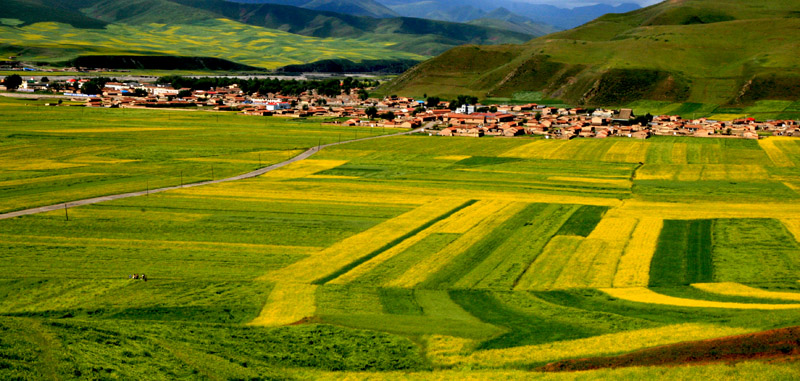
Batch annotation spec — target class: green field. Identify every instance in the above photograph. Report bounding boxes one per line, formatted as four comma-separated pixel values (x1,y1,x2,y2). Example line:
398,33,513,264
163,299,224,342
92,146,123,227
2,103,800,378
0,96,401,213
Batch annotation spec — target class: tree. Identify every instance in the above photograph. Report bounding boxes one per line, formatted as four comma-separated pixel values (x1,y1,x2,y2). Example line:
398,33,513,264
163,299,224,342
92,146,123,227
40,76,49,83
177,89,192,98
426,96,440,109
3,74,22,90
132,88,148,97
365,106,378,120
358,89,369,101
380,111,396,121
535,112,542,121
81,81,101,95
490,106,497,113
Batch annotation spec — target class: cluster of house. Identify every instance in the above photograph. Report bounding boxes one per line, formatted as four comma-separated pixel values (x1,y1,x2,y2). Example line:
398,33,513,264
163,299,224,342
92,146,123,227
434,107,799,140
7,77,800,139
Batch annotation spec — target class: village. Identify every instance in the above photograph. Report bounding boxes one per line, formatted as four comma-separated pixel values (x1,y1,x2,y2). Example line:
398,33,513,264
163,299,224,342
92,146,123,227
5,76,800,140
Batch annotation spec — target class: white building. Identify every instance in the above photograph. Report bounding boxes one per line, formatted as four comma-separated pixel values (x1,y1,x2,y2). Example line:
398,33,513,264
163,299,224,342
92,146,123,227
456,104,475,114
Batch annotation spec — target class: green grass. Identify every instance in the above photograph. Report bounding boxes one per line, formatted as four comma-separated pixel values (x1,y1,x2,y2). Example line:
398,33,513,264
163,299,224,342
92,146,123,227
649,220,713,287
555,205,608,237
711,219,800,284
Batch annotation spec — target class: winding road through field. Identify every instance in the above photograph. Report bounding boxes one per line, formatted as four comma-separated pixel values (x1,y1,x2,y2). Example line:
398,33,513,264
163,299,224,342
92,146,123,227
0,124,430,220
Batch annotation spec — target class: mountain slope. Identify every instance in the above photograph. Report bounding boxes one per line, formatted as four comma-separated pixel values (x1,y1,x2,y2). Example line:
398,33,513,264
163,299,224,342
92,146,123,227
227,0,399,18
1,0,538,68
384,0,800,106
1,0,107,29
468,8,559,37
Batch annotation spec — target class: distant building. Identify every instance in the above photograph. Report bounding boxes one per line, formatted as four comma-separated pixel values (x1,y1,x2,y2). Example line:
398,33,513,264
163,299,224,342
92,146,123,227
456,104,475,114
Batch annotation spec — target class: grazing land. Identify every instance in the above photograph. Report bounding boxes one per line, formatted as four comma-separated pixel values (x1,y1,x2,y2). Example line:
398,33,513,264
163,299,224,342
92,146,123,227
2,103,800,378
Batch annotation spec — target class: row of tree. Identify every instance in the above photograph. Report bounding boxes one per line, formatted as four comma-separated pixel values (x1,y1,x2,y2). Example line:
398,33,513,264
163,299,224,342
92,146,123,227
157,76,378,98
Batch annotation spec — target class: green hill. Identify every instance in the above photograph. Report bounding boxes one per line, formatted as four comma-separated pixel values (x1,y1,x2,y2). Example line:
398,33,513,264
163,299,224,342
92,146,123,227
384,0,800,107
0,0,537,69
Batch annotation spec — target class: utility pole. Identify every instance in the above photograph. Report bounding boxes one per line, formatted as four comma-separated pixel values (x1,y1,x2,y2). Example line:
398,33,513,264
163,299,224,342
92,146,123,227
146,180,149,197
259,153,262,167
64,203,69,221
211,166,214,181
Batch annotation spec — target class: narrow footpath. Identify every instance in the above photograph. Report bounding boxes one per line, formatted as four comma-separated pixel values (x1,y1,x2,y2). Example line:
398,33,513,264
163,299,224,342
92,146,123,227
0,124,429,220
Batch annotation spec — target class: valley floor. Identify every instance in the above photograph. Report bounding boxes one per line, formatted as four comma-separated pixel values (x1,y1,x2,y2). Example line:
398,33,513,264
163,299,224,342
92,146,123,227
2,104,800,379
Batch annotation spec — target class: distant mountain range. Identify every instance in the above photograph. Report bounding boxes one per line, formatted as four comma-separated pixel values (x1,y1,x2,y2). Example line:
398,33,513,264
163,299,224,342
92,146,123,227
383,0,800,106
376,0,641,30
0,0,544,69
228,0,399,19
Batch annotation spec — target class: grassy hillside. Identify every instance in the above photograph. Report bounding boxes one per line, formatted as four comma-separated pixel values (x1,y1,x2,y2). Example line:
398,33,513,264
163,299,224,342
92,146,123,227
3,102,800,378
384,0,800,108
0,0,536,68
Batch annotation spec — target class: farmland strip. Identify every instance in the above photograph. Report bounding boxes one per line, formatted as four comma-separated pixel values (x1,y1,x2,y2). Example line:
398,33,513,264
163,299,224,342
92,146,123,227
758,137,795,167
464,204,578,290
261,199,467,284
425,203,550,289
312,200,477,285
600,287,800,310
551,217,638,289
386,201,526,289
248,283,317,326
426,323,749,369
692,283,800,302
515,236,584,290
613,218,663,287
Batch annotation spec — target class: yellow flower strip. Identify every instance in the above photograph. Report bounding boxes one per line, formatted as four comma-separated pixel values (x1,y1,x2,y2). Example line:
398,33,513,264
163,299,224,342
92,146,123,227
601,287,800,310
248,283,317,326
613,217,663,287
551,217,638,289
425,323,751,368
692,283,800,302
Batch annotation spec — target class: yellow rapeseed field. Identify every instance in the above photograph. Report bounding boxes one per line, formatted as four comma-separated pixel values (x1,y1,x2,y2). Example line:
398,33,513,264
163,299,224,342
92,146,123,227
551,217,638,289
261,201,462,284
425,323,751,368
613,218,663,287
758,137,795,167
601,287,800,310
248,283,318,326
499,140,567,159
783,219,800,242
546,176,630,187
259,159,348,180
602,141,649,163
671,142,687,164
386,201,527,288
608,200,800,220
635,165,768,181
434,155,471,161
692,283,800,302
